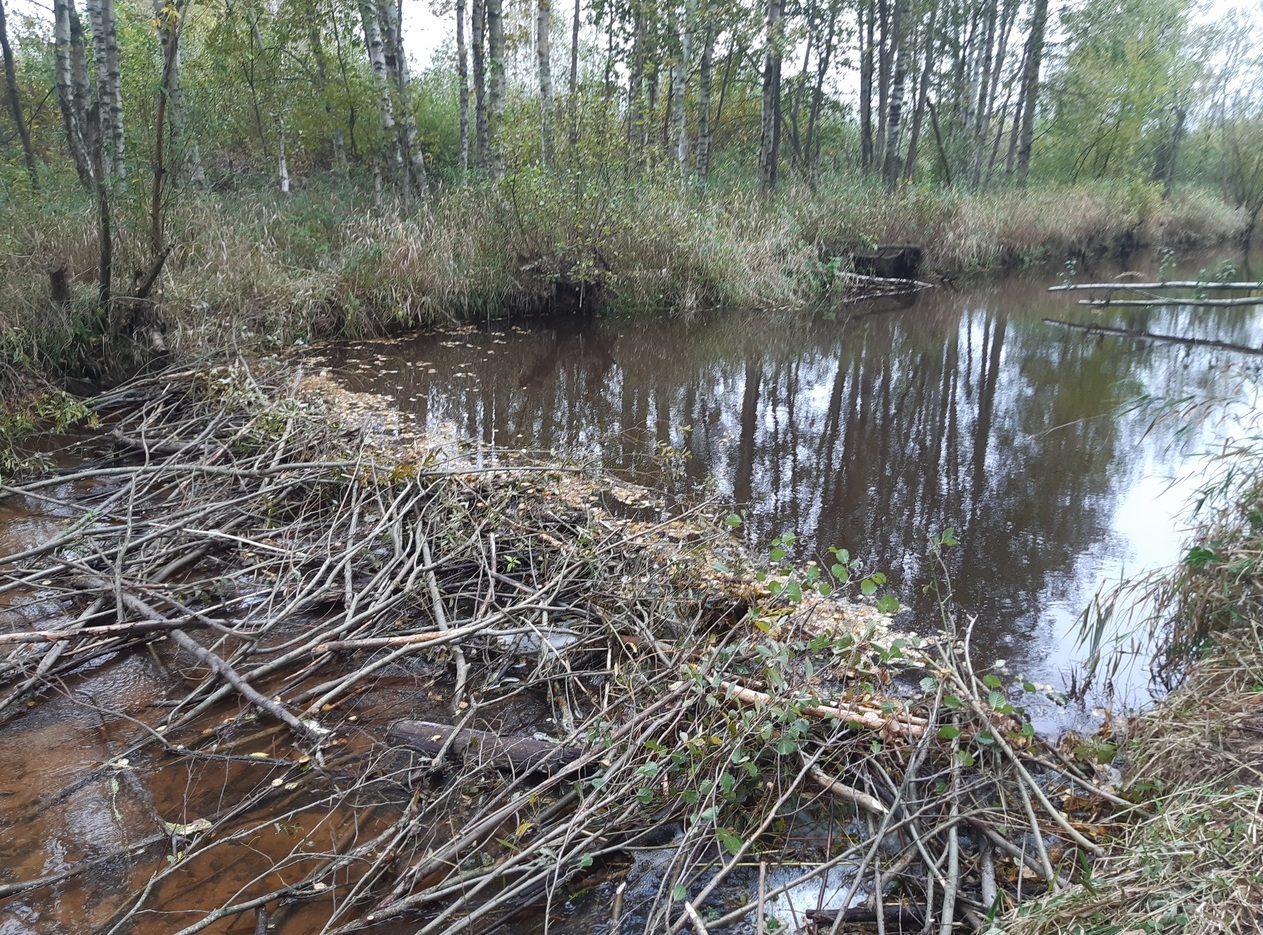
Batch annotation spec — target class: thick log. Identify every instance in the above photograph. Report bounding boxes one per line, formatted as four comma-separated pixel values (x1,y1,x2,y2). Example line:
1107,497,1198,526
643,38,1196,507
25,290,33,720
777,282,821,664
387,719,582,774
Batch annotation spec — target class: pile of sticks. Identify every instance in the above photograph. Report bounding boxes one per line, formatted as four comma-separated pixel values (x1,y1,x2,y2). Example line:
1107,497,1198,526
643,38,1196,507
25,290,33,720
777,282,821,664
0,363,1125,935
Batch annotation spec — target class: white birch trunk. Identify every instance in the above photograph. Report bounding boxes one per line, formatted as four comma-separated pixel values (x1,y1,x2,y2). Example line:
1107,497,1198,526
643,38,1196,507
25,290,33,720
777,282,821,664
696,23,713,184
53,0,93,187
472,0,487,169
84,0,124,178
359,0,402,176
278,119,289,193
377,0,426,194
487,0,504,179
673,0,692,182
536,0,553,166
456,0,469,172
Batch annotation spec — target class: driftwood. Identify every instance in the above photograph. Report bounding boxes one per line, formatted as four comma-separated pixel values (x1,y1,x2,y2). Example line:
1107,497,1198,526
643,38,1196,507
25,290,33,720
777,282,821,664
1043,317,1263,357
1048,279,1263,308
387,720,583,774
1049,280,1263,292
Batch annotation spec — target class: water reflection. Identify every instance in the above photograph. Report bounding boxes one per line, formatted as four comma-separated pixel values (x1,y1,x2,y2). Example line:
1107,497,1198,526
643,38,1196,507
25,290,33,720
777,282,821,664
320,257,1263,688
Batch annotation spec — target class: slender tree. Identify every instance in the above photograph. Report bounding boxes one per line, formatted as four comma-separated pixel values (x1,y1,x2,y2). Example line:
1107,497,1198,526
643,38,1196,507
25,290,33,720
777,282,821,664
567,0,579,147
0,0,37,187
536,0,553,166
456,0,469,172
83,0,124,178
757,0,783,191
486,0,504,179
695,18,714,184
1013,0,1047,179
53,0,94,188
472,0,487,169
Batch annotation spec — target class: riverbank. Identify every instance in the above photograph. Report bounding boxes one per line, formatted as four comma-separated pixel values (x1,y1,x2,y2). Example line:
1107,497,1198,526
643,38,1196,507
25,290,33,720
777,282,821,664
1005,413,1263,935
0,175,1246,385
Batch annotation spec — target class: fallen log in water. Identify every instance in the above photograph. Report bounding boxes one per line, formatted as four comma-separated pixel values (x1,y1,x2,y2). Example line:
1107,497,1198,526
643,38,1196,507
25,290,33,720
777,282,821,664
387,719,584,774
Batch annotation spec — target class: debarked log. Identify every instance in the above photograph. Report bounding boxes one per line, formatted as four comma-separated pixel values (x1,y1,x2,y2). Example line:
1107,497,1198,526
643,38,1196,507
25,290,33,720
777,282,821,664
387,720,583,774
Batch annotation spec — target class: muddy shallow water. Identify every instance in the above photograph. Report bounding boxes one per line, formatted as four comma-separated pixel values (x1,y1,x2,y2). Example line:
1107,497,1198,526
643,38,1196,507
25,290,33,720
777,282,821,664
319,249,1263,701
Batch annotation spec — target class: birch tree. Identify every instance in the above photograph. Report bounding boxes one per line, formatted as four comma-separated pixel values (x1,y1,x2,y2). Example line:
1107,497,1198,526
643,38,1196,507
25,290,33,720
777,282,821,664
472,0,487,169
486,0,504,179
456,0,468,172
672,0,692,182
536,0,553,166
53,0,94,189
757,0,783,191
83,0,124,178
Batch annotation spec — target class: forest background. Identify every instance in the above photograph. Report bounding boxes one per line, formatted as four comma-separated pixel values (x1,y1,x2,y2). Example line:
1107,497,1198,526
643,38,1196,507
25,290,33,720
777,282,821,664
2,0,1263,379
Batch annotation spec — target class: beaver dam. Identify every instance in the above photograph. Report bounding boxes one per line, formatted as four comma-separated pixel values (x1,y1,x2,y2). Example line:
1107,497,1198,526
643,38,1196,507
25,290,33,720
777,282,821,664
0,363,1132,935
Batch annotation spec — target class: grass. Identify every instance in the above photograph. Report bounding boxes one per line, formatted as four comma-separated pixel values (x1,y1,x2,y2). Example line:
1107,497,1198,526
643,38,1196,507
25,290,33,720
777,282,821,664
0,171,1248,382
1005,408,1263,935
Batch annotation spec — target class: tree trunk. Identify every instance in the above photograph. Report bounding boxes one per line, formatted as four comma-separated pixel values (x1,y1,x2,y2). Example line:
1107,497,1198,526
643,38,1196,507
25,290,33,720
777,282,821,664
673,0,692,183
471,0,486,169
757,0,783,192
696,22,714,184
858,0,874,169
309,16,346,172
456,0,468,173
0,0,36,188
359,0,402,179
53,0,94,189
536,0,553,166
377,0,426,195
881,0,906,187
804,3,838,174
1151,106,1186,198
1013,0,1047,180
567,0,579,147
83,0,124,178
486,0,504,179
902,2,937,181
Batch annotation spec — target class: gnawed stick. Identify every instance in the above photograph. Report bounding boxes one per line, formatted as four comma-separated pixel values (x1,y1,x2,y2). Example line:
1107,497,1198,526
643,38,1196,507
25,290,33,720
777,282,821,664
807,762,888,815
166,629,329,741
719,679,927,736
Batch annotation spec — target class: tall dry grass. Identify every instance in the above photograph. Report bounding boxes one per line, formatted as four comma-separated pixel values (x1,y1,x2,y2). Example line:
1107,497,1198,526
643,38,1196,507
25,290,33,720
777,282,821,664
0,174,1247,375
1005,408,1263,935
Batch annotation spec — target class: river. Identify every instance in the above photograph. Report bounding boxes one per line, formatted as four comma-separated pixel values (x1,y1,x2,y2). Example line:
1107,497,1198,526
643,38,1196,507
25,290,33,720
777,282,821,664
318,248,1263,710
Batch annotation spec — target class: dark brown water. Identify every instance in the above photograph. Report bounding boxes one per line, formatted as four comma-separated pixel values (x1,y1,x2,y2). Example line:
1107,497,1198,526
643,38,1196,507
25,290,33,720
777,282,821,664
318,250,1263,704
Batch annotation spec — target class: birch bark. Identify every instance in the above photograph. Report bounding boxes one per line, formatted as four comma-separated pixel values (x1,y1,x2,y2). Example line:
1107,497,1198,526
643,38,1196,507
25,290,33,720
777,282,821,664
536,0,553,166
472,0,486,169
456,0,468,172
53,0,93,189
486,0,504,179
84,0,124,178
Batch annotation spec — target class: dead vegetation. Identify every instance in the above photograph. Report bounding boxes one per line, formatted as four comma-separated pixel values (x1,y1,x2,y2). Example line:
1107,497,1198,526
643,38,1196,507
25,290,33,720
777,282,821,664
0,362,1122,934
1005,403,1263,935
